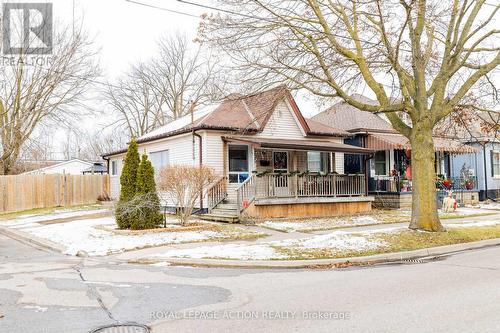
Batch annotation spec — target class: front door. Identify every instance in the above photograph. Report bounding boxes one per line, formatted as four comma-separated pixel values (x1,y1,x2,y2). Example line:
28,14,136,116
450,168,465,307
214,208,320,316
273,151,289,196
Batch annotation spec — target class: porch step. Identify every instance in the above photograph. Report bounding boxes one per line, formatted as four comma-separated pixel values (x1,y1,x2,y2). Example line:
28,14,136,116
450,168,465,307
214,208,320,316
199,213,239,223
211,207,238,215
199,200,240,223
216,203,238,210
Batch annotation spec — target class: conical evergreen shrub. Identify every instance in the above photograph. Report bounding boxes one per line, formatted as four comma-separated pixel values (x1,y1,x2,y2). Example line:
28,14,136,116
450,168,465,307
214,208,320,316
116,138,140,229
130,154,163,230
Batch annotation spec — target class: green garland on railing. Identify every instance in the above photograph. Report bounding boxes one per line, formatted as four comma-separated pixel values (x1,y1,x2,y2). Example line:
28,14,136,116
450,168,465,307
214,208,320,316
253,169,272,177
251,170,341,177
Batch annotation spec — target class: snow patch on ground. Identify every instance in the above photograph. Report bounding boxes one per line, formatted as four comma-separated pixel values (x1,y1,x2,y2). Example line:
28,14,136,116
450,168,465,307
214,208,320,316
23,305,48,312
0,208,106,228
446,220,500,228
154,243,288,260
475,202,500,211
17,216,227,256
153,228,393,261
150,262,172,267
260,215,384,233
279,231,388,251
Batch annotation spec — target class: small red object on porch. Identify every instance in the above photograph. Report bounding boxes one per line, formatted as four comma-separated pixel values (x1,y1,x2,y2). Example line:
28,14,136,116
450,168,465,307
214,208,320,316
243,200,249,208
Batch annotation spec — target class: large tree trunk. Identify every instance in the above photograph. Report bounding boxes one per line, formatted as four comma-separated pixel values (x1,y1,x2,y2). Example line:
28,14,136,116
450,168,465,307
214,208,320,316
408,125,445,232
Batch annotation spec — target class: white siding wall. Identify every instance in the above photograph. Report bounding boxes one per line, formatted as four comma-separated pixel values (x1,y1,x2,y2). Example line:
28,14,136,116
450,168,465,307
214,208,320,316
256,100,306,139
108,131,226,208
202,131,225,175
109,154,124,199
140,132,199,167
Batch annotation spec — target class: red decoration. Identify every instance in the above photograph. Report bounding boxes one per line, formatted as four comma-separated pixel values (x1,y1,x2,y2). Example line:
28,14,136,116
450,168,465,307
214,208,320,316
405,149,411,159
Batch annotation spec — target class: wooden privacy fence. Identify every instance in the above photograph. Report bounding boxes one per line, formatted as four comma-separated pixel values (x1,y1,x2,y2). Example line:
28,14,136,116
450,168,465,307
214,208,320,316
0,174,110,213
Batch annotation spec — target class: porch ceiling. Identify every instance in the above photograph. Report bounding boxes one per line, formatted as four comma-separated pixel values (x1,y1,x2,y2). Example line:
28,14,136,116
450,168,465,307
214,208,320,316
222,136,374,154
366,133,477,154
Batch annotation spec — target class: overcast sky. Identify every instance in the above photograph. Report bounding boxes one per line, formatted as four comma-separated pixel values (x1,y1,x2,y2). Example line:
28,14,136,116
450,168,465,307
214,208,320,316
3,0,498,159
14,0,320,158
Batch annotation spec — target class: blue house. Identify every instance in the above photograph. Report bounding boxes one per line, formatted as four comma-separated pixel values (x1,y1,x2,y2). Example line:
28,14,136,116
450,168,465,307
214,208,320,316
452,139,500,201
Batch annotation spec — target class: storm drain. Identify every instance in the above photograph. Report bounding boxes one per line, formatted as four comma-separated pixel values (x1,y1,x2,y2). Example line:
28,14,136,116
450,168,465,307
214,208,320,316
399,256,447,264
90,324,150,333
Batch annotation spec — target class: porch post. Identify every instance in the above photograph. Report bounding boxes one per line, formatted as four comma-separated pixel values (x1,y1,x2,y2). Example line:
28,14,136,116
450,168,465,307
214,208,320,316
293,152,298,198
364,155,373,196
222,141,228,179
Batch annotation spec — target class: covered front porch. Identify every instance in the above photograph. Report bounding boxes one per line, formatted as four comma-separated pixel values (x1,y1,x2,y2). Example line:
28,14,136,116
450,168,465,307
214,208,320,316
359,132,479,208
205,137,374,221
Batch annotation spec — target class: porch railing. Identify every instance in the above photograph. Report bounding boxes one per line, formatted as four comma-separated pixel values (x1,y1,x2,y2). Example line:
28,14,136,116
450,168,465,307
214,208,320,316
255,173,366,198
369,176,478,193
236,174,256,215
207,176,228,212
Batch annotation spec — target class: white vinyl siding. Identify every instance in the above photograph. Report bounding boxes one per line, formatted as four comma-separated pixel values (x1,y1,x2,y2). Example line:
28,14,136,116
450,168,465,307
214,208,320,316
142,132,199,167
109,131,226,209
256,100,305,139
109,155,124,199
202,131,225,175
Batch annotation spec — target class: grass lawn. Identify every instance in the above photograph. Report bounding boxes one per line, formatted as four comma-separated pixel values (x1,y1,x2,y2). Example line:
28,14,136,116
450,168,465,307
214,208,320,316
273,225,500,260
258,209,498,233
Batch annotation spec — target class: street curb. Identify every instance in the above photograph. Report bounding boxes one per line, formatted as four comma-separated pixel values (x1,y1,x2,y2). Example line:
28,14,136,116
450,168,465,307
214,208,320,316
128,238,500,269
0,225,66,254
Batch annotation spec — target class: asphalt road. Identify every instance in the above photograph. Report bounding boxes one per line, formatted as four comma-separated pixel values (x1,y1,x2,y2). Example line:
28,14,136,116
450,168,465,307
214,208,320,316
1,233,499,333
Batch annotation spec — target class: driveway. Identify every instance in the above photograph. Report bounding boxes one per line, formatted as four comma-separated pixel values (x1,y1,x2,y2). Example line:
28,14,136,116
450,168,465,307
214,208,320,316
1,233,500,332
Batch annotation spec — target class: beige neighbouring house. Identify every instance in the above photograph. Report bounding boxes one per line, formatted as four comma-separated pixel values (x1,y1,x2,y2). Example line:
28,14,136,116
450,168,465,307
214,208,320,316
103,86,374,222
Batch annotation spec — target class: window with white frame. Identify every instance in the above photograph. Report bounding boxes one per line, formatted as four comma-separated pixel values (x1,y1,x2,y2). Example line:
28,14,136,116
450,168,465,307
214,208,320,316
111,160,118,175
307,151,329,172
492,151,500,177
149,150,169,173
374,151,387,175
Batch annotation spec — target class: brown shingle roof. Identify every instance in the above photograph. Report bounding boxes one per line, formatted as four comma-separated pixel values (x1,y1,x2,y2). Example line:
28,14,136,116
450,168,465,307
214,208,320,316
103,86,351,157
312,96,395,132
305,118,350,136
191,85,289,131
140,85,350,142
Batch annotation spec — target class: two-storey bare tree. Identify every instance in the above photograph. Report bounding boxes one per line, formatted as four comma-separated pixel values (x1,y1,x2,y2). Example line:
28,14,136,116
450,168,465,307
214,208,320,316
201,0,500,231
104,33,226,137
0,26,99,175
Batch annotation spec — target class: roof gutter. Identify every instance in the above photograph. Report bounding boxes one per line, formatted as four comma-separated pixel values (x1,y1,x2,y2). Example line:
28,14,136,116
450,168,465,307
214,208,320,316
193,130,204,211
103,156,110,175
